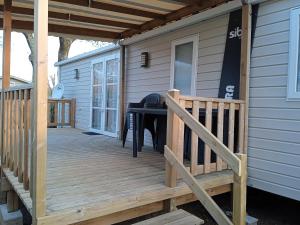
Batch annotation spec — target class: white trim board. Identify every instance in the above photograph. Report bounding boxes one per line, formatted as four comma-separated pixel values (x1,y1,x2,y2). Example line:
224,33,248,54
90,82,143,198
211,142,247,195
287,7,300,100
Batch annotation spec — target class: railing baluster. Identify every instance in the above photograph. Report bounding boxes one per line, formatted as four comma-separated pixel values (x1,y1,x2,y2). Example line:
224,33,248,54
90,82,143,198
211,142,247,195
217,102,224,171
177,99,185,164
30,88,34,197
204,101,212,173
61,101,65,127
23,89,30,190
3,92,7,165
228,102,235,152
9,91,13,170
238,103,245,154
54,101,58,127
14,91,19,176
191,100,199,175
18,90,24,182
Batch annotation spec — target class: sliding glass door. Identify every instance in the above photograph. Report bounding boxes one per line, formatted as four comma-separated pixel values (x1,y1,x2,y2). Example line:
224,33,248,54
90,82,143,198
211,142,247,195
91,54,119,137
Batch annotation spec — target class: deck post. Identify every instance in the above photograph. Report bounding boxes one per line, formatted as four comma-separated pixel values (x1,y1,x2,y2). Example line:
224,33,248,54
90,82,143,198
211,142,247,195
164,89,180,212
239,3,252,154
32,0,48,223
1,0,12,167
233,154,247,225
0,0,12,204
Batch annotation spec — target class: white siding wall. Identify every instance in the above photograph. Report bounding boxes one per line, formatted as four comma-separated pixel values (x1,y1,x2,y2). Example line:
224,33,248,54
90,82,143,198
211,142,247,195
59,49,120,130
248,0,300,201
125,14,228,145
126,14,228,103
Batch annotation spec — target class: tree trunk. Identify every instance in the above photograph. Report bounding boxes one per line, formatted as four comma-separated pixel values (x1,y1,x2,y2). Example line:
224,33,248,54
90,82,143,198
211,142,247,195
23,33,75,95
23,33,35,74
58,37,74,61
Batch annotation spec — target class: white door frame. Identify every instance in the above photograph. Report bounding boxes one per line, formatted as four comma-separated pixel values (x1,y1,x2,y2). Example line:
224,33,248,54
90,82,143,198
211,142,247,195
89,53,120,137
170,34,199,96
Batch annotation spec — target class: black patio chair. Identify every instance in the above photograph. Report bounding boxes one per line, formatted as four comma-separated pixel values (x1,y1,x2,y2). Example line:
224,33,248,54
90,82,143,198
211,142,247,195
122,93,162,150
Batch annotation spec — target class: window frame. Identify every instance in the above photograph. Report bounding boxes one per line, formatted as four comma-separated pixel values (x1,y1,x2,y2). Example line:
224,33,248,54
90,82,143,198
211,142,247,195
287,7,300,100
170,34,199,96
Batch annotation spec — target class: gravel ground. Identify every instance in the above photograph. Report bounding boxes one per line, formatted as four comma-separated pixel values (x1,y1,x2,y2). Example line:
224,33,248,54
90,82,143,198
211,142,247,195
118,187,300,225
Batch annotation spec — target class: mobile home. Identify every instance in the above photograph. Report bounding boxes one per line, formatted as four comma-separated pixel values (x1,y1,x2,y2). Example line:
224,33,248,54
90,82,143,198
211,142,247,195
0,0,299,225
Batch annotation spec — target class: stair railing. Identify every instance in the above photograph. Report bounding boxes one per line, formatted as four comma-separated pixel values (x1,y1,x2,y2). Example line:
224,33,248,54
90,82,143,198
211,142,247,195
165,89,247,225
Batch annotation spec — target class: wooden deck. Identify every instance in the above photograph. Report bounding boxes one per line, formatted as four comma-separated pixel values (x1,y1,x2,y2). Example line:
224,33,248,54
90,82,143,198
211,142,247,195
4,128,233,225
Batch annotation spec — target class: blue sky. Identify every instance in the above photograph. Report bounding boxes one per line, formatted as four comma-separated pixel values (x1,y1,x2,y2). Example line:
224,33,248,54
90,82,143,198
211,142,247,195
0,31,103,82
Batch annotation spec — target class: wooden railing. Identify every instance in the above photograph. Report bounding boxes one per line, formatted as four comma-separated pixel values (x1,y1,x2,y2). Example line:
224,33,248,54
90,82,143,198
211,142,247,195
1,85,33,192
48,99,76,128
165,90,247,225
0,85,76,214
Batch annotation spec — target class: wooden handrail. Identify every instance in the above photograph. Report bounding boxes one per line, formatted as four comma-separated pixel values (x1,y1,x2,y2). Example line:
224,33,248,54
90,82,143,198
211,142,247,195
166,93,241,176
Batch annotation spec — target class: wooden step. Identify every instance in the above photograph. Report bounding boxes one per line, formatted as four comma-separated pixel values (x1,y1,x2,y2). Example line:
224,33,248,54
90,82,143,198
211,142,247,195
133,209,204,225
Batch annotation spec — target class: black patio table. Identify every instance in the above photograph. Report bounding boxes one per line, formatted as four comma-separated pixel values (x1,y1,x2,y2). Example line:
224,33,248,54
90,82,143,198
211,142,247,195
127,107,167,157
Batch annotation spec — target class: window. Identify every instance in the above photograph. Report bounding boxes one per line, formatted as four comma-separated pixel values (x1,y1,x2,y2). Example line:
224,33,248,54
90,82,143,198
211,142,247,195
170,35,199,96
288,8,300,100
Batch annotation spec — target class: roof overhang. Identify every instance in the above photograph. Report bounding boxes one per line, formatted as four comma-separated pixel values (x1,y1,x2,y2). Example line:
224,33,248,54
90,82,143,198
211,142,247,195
0,0,242,42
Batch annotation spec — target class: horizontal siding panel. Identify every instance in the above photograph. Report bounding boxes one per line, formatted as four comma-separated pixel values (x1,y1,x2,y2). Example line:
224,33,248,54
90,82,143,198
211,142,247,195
252,42,289,58
248,177,300,201
248,137,300,156
251,53,288,68
248,157,300,178
249,87,286,98
249,97,300,109
255,20,289,37
248,167,300,190
249,118,300,132
249,127,300,144
253,31,289,48
250,64,288,77
258,0,300,17
248,147,300,167
250,76,287,88
249,107,300,120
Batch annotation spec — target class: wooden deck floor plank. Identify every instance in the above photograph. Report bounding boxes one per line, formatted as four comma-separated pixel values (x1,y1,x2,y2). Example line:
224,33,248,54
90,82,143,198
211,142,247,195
4,128,233,223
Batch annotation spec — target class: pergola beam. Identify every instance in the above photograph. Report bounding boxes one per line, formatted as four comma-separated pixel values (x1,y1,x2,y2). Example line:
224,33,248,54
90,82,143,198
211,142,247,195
0,19,120,40
0,5,140,29
50,0,165,19
121,0,226,38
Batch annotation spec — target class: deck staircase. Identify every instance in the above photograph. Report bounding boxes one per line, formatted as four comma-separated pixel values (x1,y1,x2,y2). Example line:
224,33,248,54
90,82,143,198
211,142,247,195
133,209,204,225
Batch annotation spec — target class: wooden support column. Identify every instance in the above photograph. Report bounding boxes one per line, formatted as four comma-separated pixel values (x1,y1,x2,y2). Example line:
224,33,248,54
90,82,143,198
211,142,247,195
1,0,12,165
119,45,126,139
32,0,48,222
0,0,12,205
164,89,180,212
2,0,12,90
239,4,252,154
233,154,247,225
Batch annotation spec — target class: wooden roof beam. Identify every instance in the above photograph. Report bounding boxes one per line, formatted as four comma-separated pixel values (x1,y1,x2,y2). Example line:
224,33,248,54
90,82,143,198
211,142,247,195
121,0,227,38
50,0,166,19
0,18,121,39
0,5,140,29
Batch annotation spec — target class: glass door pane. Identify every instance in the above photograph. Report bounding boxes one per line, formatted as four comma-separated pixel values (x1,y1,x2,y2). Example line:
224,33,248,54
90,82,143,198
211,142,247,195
174,42,193,95
104,58,119,133
91,61,105,131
